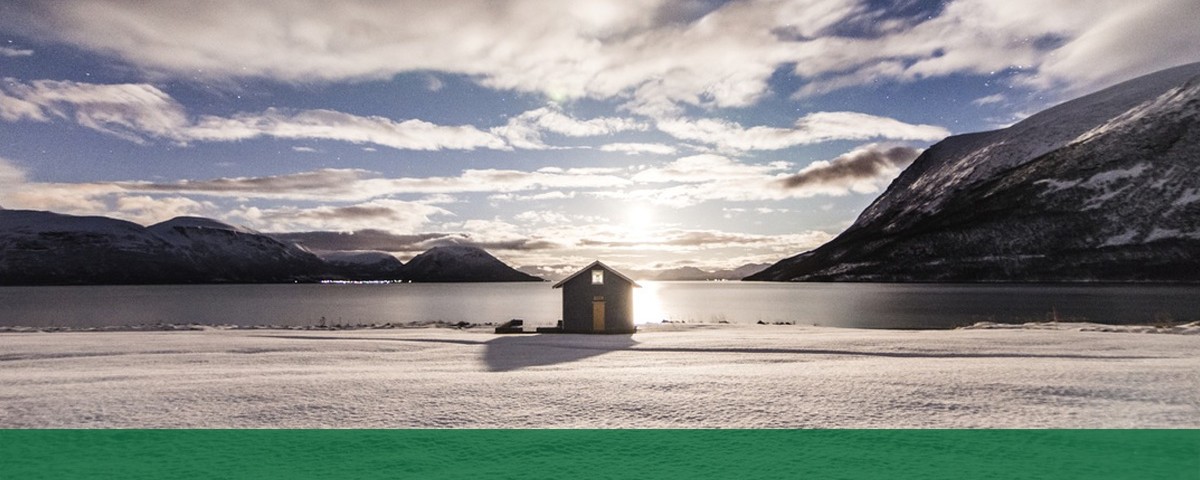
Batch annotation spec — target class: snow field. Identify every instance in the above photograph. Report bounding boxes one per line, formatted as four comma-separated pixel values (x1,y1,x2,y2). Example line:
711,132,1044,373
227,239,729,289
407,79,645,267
1,324,1196,428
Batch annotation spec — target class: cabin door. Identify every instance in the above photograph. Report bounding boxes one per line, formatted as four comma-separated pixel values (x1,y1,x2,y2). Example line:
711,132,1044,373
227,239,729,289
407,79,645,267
592,299,605,331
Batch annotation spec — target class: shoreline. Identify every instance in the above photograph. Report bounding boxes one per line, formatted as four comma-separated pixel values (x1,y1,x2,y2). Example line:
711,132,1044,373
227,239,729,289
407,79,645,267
2,320,1198,334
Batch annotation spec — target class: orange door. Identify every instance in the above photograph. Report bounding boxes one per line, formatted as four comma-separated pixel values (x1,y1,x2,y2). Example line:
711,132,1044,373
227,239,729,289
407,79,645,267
592,300,605,331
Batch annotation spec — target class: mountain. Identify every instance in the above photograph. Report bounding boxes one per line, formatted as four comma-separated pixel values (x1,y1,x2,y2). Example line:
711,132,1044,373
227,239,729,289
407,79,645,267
0,210,324,284
727,263,772,280
750,62,1200,283
0,210,197,284
148,217,326,282
315,250,406,280
0,210,543,284
400,245,542,282
653,263,771,281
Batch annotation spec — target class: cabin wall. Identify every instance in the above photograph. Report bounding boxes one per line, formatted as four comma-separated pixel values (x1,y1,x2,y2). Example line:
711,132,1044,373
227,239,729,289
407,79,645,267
560,273,635,334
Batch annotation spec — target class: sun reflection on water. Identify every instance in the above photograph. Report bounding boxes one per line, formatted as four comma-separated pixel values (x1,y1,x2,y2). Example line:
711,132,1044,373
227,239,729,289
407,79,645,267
633,280,666,324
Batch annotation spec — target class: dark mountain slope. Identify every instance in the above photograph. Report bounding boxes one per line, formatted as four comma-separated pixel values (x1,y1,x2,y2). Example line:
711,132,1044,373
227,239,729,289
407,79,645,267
750,62,1200,282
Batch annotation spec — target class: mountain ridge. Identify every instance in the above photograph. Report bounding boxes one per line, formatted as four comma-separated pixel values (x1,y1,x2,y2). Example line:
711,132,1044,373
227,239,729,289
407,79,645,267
750,62,1200,283
0,210,541,284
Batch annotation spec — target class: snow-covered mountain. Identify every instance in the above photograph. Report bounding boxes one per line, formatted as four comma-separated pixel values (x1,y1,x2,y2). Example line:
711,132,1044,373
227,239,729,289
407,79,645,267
400,245,542,282
0,210,543,284
654,263,771,281
314,250,406,280
0,210,324,284
0,210,545,284
750,62,1200,282
0,210,194,284
147,216,326,282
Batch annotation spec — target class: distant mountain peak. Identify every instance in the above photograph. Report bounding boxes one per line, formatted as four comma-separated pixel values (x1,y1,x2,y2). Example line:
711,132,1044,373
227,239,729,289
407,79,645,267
149,216,256,234
403,245,542,282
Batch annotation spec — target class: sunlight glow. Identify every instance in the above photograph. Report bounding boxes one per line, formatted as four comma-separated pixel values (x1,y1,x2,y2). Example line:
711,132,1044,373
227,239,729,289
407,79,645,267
626,207,654,231
632,280,665,324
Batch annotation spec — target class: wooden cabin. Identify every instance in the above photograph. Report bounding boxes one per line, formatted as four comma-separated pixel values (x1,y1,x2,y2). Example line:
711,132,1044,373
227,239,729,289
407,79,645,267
552,261,640,334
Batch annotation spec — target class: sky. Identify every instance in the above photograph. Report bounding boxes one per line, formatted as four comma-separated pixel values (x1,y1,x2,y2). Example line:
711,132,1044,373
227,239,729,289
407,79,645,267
1,0,1199,276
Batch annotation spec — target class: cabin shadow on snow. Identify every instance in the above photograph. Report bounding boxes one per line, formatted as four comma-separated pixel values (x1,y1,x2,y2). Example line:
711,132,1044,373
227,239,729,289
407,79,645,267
482,334,636,372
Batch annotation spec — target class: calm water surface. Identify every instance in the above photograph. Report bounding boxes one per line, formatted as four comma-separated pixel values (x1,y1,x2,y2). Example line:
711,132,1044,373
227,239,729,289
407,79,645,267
1,282,1198,329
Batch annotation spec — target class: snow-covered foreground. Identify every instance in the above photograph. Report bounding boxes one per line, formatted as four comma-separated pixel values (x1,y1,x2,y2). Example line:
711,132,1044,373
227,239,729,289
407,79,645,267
2,324,1197,428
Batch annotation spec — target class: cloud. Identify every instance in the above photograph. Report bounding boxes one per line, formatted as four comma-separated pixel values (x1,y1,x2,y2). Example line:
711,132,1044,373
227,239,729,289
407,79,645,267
779,144,921,194
0,1,832,116
3,152,845,271
491,107,646,150
971,94,1007,106
275,229,562,255
793,0,1200,97
5,0,1195,114
4,141,917,226
188,108,508,150
0,79,508,150
272,230,447,252
1031,0,1200,93
0,176,127,216
0,89,47,122
230,199,451,233
0,46,33,57
488,191,577,202
0,79,189,142
656,112,949,152
117,166,632,202
598,145,922,207
3,79,667,152
0,158,221,224
0,156,27,191
110,195,220,226
423,74,445,92
599,142,677,155
123,168,374,201
577,228,833,252
632,154,789,183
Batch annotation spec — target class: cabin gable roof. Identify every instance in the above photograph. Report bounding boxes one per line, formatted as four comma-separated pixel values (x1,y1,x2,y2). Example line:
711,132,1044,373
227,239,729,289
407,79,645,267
552,260,641,289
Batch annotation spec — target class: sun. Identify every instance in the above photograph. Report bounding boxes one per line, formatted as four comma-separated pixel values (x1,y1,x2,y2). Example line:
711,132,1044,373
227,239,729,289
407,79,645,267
626,207,654,231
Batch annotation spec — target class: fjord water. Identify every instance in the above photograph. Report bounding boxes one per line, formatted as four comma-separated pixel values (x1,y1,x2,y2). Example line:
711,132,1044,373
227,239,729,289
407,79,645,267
1,282,1197,329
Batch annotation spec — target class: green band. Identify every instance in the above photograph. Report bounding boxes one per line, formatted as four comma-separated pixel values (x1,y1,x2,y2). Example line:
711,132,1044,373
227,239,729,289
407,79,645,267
2,430,1196,479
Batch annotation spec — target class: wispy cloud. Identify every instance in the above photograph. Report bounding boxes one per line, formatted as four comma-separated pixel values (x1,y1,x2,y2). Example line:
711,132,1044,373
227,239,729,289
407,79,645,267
3,0,1193,112
1,154,846,270
0,79,509,150
116,167,631,202
488,191,577,202
231,199,451,233
187,108,508,150
3,140,920,220
0,156,27,191
0,46,33,57
1,157,220,223
598,142,677,155
656,112,949,152
0,79,189,142
491,106,646,150
2,79,679,152
632,154,789,184
607,145,922,207
971,94,1007,106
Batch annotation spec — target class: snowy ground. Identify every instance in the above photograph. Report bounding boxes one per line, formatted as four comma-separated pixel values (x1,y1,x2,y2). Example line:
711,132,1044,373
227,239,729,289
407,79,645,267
1,323,1197,428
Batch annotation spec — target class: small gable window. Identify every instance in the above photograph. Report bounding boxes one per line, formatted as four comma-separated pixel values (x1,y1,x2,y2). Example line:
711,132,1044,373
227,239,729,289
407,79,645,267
592,269,604,285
